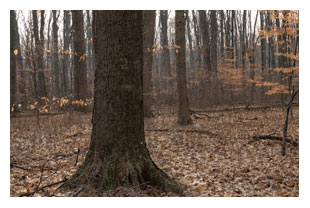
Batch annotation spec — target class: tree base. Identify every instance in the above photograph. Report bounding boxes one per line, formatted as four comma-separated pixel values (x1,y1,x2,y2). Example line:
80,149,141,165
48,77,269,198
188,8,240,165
60,153,184,195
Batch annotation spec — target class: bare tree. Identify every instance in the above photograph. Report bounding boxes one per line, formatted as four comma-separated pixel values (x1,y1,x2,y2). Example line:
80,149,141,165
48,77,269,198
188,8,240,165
10,10,17,110
210,10,218,72
72,10,87,101
61,10,183,194
32,10,47,98
175,10,192,125
198,10,211,71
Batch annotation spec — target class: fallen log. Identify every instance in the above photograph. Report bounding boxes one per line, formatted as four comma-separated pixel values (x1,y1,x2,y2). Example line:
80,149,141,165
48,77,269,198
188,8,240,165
145,128,217,136
252,135,298,147
190,104,291,114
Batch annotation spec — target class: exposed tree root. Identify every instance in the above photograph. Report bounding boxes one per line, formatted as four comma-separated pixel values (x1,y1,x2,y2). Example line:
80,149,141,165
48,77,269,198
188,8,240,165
59,152,184,195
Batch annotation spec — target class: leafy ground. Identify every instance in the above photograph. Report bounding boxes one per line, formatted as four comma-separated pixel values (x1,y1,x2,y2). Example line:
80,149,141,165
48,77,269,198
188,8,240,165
10,105,299,197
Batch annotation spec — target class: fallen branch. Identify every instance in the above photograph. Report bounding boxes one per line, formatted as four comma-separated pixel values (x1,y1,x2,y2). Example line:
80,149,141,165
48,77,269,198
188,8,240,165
10,112,66,118
10,163,31,171
190,103,297,114
19,177,68,197
252,135,298,147
145,129,217,136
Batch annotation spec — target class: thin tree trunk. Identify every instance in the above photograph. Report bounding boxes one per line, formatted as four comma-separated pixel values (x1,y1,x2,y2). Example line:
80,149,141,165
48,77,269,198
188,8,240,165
175,10,192,125
210,10,217,72
192,10,201,68
62,10,71,97
198,10,211,71
72,10,87,101
159,10,172,76
38,10,48,98
10,10,17,110
52,10,61,97
185,10,194,70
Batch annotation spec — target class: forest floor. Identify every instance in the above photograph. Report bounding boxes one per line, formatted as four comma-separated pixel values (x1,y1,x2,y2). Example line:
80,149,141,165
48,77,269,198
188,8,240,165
10,105,299,197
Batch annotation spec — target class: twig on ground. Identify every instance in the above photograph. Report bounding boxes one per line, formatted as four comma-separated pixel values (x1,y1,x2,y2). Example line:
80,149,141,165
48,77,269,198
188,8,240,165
19,177,68,197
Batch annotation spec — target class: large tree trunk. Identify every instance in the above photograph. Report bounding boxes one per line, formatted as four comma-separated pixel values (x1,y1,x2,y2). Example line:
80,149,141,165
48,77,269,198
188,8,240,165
62,11,183,194
10,10,17,110
143,10,156,118
72,10,87,101
175,10,192,125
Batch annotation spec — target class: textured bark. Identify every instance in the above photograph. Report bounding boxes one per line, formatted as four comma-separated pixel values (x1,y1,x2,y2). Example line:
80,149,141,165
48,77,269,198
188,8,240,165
32,10,47,98
241,10,247,88
175,11,192,125
52,10,61,97
38,11,48,97
260,11,266,72
267,11,275,69
62,10,71,96
210,10,217,72
62,11,183,194
220,10,224,58
231,10,236,65
185,10,194,70
191,10,201,66
143,11,156,118
86,10,93,98
275,10,283,105
159,10,171,76
15,13,26,105
10,10,17,109
225,11,231,59
198,10,211,71
72,10,87,101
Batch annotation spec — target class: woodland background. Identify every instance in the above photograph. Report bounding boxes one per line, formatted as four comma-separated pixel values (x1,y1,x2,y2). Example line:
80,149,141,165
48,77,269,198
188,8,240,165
9,9,300,197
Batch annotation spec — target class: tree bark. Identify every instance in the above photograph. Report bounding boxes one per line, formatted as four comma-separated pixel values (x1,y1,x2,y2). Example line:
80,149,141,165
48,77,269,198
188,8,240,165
198,10,211,71
220,10,225,59
32,10,47,98
260,11,266,72
175,10,192,125
52,10,61,97
10,10,17,110
62,11,183,194
62,10,71,97
143,11,156,118
191,10,201,67
185,10,194,70
159,10,172,76
38,10,48,98
86,10,93,98
72,10,87,101
210,10,217,72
